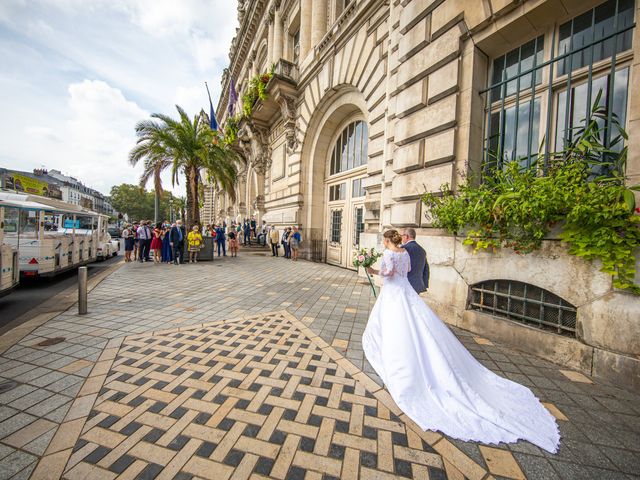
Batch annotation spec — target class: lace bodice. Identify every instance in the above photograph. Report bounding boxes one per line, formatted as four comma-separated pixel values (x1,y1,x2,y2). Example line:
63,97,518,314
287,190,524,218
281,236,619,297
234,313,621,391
379,249,411,279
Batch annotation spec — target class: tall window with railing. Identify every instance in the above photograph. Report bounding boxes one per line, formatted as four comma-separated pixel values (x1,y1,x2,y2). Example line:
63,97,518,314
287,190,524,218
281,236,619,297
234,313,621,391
483,0,635,173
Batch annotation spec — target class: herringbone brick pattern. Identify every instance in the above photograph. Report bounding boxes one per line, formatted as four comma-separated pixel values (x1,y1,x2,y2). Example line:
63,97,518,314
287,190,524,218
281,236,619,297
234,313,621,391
63,312,450,479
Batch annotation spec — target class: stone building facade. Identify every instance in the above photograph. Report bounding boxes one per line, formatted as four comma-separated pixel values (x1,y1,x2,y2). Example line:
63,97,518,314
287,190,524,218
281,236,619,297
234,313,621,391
211,0,640,389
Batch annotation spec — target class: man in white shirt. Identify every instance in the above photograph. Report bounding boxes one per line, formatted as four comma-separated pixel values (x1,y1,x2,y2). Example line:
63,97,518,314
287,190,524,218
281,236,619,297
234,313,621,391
137,221,152,262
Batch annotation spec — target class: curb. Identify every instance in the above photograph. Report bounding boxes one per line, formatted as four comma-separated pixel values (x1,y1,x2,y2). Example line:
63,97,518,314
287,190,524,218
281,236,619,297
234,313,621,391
0,259,125,355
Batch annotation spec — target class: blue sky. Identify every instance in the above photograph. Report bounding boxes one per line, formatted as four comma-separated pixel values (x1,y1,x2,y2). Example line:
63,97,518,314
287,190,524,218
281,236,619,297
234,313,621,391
0,0,238,195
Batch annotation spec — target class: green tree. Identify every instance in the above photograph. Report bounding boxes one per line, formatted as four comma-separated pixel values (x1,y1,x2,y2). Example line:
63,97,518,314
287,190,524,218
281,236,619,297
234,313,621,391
109,184,154,221
128,119,171,224
131,106,239,228
109,184,177,224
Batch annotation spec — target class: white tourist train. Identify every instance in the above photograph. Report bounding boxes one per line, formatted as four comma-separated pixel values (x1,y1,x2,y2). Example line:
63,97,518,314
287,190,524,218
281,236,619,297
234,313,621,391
0,191,115,287
0,201,20,297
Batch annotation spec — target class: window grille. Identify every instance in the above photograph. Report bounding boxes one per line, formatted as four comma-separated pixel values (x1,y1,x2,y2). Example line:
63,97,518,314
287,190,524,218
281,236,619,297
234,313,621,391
330,210,342,243
330,120,368,175
468,280,577,336
482,0,634,173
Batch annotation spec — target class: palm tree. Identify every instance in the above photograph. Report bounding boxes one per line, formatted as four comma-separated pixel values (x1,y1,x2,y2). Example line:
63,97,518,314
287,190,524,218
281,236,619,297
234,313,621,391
130,106,239,228
129,119,170,224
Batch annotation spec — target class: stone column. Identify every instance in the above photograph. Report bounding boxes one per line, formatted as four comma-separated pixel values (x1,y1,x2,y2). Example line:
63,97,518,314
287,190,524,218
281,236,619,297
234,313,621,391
272,8,283,64
266,19,274,72
311,0,327,48
299,0,312,60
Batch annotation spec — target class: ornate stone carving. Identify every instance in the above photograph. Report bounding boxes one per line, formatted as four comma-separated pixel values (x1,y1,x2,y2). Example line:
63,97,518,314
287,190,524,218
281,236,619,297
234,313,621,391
277,94,299,153
237,120,272,177
253,194,265,212
267,3,275,22
237,0,247,23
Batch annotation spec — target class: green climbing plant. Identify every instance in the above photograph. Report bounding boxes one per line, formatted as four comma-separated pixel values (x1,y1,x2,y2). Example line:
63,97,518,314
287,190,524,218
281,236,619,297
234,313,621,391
224,65,277,144
423,93,640,294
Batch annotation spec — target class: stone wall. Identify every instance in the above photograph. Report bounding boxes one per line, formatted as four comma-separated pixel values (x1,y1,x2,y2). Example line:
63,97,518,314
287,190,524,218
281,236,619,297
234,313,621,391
217,0,640,390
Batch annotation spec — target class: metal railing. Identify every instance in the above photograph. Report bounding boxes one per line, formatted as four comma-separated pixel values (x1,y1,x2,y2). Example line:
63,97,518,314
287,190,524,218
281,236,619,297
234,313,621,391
481,1,635,172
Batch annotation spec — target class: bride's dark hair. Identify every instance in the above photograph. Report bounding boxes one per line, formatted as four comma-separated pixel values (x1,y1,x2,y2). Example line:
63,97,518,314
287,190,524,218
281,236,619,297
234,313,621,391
383,229,403,246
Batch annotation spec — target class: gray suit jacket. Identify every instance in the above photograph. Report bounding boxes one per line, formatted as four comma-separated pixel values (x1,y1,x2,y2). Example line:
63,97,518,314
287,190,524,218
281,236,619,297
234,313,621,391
403,240,429,294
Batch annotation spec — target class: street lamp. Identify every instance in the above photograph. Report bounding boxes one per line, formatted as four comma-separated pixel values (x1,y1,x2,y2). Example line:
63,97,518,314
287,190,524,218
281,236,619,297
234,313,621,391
169,199,174,223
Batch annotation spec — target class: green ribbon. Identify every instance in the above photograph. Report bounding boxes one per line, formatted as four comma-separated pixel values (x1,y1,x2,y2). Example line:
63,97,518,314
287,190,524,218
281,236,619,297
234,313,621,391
363,267,377,298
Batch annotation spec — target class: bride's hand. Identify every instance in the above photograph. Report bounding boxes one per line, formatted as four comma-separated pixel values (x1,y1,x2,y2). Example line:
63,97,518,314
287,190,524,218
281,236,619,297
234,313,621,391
366,267,377,275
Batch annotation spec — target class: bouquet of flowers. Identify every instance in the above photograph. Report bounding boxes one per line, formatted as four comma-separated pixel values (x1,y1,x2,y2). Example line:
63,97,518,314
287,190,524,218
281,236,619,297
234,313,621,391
353,247,382,297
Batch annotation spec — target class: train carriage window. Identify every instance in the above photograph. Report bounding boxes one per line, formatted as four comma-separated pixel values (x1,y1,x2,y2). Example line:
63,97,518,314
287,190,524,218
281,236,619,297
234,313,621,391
78,216,94,230
3,207,19,233
3,207,20,248
19,210,38,238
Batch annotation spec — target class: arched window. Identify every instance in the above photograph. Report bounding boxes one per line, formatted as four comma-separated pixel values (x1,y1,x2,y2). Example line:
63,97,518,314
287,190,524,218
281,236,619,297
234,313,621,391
330,120,368,175
468,280,577,337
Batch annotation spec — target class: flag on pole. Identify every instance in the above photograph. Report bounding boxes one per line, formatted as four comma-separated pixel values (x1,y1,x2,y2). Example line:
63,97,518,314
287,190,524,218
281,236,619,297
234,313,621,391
204,82,218,131
228,77,238,116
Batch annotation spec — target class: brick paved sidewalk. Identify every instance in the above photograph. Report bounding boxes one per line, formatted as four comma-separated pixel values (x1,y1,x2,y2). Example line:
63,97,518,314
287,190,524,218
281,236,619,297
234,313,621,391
0,253,638,479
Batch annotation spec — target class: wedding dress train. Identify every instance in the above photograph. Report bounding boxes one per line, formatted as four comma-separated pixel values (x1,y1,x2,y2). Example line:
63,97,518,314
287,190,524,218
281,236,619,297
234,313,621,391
362,249,560,453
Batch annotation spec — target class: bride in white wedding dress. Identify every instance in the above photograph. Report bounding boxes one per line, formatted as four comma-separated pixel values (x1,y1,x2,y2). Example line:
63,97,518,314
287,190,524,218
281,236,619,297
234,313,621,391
362,229,560,453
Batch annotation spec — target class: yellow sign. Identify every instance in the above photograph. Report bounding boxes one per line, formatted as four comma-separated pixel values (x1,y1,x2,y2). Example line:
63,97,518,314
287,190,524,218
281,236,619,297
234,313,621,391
4,172,62,199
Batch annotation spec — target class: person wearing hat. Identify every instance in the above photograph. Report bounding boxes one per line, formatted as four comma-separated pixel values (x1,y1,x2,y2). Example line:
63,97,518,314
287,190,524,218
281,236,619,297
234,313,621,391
187,225,203,263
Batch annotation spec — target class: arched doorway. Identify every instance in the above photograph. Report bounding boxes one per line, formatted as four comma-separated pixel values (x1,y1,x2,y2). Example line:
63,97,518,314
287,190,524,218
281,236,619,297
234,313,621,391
299,86,369,268
325,118,368,268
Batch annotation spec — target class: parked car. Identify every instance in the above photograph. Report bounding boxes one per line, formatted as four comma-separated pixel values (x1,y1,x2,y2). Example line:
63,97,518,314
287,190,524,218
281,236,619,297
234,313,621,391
109,238,120,256
107,226,121,238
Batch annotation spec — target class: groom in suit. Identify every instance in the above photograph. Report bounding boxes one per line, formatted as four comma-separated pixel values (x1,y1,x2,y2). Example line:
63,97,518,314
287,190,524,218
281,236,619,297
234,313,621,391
401,228,429,294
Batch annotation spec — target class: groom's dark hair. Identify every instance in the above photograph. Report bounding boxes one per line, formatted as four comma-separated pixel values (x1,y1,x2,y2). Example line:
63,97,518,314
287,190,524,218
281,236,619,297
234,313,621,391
404,228,416,239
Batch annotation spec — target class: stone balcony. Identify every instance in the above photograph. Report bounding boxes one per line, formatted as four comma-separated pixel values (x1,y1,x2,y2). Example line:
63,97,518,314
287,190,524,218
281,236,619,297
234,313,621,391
243,59,299,153
249,59,298,126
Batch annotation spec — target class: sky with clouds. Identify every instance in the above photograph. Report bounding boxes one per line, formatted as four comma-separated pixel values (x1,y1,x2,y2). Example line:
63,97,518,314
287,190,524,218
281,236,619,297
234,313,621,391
0,0,238,196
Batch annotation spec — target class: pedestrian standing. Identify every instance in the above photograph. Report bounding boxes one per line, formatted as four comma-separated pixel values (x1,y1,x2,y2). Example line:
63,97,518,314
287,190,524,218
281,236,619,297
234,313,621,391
228,228,239,257
270,226,280,257
215,224,227,256
290,226,301,261
132,222,140,261
281,227,291,259
122,224,134,262
258,220,267,246
161,221,173,263
169,220,185,265
243,221,252,246
151,222,163,263
137,221,152,262
188,225,203,263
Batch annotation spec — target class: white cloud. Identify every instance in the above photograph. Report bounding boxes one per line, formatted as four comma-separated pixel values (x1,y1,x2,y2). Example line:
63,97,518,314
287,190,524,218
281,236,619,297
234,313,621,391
25,126,62,143
67,79,146,154
0,0,237,196
54,80,148,192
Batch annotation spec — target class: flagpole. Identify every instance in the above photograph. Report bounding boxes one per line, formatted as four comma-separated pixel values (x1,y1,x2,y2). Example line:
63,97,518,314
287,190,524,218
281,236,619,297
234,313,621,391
204,82,218,132
204,81,213,103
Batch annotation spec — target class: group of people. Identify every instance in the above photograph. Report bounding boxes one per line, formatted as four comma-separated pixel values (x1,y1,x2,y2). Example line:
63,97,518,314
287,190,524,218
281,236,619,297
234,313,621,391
194,217,263,257
268,225,302,261
121,220,203,265
120,217,274,263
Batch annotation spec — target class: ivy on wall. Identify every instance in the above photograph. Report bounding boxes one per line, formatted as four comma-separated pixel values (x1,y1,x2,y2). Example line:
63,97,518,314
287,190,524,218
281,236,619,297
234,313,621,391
222,65,275,145
423,97,640,294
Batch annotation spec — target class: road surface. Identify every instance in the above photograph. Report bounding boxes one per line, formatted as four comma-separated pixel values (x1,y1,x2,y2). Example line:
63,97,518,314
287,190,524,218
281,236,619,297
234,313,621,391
0,253,122,332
